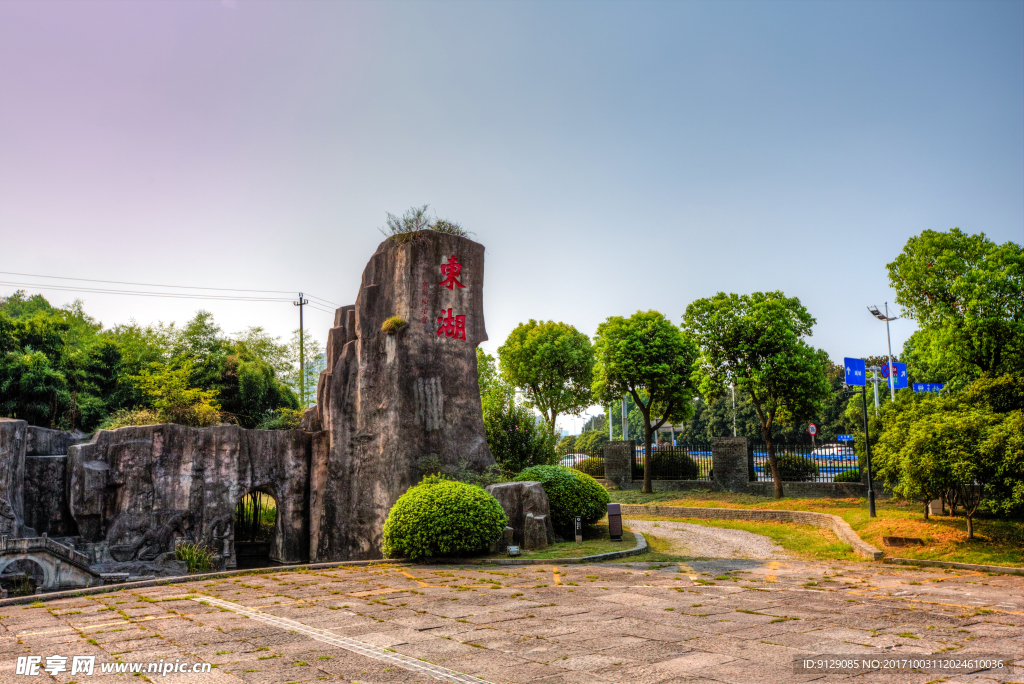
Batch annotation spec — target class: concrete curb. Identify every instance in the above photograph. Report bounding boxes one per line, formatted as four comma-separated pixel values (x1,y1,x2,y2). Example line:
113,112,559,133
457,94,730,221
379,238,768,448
0,558,408,607
458,532,648,566
619,504,884,560
884,557,1024,576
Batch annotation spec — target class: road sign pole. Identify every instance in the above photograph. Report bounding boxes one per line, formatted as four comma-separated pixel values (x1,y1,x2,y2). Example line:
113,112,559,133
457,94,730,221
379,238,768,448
861,386,876,518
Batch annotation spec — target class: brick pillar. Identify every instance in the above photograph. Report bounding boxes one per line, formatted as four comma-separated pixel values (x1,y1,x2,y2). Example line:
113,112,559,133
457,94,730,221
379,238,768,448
603,440,635,489
712,436,751,493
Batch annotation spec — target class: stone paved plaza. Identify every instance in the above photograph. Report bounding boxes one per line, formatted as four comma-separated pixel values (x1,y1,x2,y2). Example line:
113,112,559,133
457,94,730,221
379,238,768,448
1,556,1021,683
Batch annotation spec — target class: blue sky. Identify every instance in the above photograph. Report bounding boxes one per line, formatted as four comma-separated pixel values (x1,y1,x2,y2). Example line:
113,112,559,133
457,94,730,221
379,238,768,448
1,0,1021,431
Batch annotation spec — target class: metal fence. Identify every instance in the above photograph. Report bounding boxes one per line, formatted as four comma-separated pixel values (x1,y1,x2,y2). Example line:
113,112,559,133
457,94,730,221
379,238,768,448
750,442,859,483
561,447,606,478
632,444,714,481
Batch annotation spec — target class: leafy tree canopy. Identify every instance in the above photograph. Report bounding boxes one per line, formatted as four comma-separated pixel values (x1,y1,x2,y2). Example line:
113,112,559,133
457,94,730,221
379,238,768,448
592,310,698,493
683,291,832,498
888,228,1024,383
498,319,594,428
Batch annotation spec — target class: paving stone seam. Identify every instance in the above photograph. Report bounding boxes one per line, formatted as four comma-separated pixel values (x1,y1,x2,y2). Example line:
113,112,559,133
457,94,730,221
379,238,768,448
192,596,494,684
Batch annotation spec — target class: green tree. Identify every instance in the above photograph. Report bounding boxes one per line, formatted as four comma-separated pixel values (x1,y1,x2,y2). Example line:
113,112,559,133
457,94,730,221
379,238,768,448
592,311,699,494
683,292,832,498
887,228,1024,384
477,349,556,475
134,360,221,427
498,320,594,429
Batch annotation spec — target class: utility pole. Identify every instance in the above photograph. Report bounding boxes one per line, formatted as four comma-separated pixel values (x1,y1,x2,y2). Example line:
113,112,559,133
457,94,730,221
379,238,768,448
294,292,309,406
608,405,613,441
843,383,877,518
622,394,628,441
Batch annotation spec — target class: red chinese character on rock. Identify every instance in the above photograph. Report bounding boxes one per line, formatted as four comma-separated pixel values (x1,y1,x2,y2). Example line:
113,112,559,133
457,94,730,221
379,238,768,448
436,308,466,340
438,255,466,290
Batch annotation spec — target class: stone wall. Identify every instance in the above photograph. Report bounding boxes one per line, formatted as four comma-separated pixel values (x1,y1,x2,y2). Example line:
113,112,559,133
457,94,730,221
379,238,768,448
0,419,27,537
310,232,496,561
603,441,635,489
711,437,752,493
67,424,311,566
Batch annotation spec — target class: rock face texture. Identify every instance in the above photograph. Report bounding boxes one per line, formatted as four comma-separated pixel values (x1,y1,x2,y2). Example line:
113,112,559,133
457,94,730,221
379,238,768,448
311,232,496,561
485,482,554,549
24,426,87,538
67,425,311,567
0,419,28,537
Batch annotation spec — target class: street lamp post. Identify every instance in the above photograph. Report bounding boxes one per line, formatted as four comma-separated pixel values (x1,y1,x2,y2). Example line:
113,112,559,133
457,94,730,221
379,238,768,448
868,303,898,401
730,383,736,437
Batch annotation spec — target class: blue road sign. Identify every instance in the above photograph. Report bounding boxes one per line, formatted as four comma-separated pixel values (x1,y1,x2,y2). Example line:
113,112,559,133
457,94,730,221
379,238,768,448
837,434,854,442
844,358,866,386
893,362,908,389
913,383,944,393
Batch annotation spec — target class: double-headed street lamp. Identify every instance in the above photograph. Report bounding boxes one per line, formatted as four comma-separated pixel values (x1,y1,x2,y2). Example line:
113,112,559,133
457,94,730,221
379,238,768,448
868,303,898,401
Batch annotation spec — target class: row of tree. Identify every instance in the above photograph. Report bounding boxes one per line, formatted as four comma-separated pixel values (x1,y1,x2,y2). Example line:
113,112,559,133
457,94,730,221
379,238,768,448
481,228,1023,507
0,291,324,431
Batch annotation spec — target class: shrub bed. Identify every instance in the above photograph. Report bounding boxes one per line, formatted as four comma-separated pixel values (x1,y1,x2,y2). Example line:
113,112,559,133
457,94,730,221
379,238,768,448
382,477,508,560
573,457,605,477
515,465,609,536
776,453,820,481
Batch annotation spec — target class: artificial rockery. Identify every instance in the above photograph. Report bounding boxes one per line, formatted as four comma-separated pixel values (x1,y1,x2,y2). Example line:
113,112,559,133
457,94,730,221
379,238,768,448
0,229,516,590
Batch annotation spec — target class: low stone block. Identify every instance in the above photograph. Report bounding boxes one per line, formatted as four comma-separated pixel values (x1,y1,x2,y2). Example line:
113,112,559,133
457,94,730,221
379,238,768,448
485,481,554,547
523,513,549,550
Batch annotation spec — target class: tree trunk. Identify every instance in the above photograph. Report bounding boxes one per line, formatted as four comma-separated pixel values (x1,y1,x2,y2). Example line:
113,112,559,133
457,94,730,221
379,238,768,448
643,422,653,494
923,501,929,520
766,436,783,499
966,514,973,539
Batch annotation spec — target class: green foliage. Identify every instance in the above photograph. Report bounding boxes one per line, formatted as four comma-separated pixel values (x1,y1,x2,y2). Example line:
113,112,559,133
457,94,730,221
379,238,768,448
556,434,576,454
256,407,303,431
100,408,161,430
382,479,508,560
775,453,819,481
592,310,699,493
833,467,861,483
574,429,608,453
415,455,506,488
514,465,610,536
380,205,471,241
381,316,407,335
683,291,832,498
174,542,216,574
477,349,557,475
134,361,221,427
647,450,699,479
573,457,605,477
888,228,1024,383
498,320,594,428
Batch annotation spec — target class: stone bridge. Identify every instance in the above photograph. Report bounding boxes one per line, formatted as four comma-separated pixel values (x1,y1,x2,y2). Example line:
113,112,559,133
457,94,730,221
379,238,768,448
0,535,100,590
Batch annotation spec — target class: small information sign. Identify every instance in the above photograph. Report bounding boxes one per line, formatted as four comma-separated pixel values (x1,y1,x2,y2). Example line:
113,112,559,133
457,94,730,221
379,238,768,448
913,383,944,393
575,516,582,543
837,434,853,442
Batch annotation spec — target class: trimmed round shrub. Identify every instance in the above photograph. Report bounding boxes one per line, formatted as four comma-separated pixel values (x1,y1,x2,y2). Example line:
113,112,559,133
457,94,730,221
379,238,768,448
573,457,605,478
647,451,699,480
776,454,820,481
382,479,508,560
833,467,861,483
515,465,610,536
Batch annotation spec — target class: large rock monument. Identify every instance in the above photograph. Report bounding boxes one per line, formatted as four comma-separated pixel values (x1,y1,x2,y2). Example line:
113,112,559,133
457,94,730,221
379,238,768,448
0,229,497,588
310,231,496,560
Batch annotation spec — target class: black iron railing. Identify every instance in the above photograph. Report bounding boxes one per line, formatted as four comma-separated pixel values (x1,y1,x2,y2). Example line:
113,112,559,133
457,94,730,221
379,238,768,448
750,442,859,483
562,447,606,478
632,444,713,481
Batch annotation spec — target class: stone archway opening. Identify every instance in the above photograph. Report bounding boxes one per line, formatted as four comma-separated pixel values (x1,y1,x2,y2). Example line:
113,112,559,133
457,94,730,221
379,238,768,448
233,490,277,569
1,559,46,596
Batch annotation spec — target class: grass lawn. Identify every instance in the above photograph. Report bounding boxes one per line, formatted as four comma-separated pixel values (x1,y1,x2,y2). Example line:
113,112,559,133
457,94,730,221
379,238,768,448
610,489,1024,567
477,523,638,560
634,517,862,563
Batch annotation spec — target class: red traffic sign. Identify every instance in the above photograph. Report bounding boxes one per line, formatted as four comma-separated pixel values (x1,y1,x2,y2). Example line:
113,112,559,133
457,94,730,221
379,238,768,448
808,424,817,436
880,363,892,378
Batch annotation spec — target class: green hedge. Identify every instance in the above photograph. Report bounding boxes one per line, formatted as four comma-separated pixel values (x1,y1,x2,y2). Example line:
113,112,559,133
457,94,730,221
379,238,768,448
382,478,508,560
776,454,820,481
573,457,605,477
833,467,861,483
647,451,699,479
515,465,609,536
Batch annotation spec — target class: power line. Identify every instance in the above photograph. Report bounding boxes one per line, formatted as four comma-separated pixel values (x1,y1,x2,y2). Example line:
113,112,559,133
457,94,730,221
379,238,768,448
0,270,296,295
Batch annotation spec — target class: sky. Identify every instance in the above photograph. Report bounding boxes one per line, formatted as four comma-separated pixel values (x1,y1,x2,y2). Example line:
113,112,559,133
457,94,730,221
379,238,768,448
1,0,1021,434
